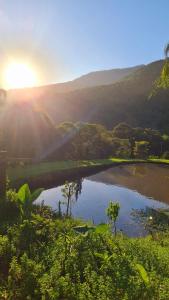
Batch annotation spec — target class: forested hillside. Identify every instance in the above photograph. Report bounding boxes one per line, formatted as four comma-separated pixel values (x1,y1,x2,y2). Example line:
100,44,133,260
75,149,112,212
1,59,169,158
8,64,142,99
8,59,169,133
38,59,168,131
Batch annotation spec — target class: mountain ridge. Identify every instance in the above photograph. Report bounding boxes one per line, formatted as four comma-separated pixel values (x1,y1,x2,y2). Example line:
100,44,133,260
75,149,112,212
69,64,144,89
4,59,169,143
8,64,144,101
2,59,169,159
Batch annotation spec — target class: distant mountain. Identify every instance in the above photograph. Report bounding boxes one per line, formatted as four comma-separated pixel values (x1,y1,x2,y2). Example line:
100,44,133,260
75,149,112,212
26,59,168,131
3,59,169,158
8,64,143,101
36,59,167,132
66,65,144,89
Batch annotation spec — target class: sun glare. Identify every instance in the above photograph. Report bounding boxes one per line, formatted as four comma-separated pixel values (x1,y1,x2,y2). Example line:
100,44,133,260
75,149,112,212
4,62,38,89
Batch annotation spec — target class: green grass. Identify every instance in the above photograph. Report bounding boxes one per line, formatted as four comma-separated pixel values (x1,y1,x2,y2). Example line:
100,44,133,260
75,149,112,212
148,158,169,164
7,158,169,183
7,158,124,181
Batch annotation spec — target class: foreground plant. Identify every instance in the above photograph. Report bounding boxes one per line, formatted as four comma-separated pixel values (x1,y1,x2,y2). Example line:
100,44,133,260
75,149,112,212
0,184,169,299
17,183,44,219
106,201,120,235
151,43,169,96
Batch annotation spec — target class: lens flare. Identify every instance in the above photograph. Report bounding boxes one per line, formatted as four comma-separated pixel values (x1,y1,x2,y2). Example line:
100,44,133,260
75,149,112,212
4,61,38,89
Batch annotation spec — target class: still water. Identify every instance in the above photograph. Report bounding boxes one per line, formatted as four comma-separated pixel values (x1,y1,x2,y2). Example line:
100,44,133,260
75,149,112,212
37,164,169,237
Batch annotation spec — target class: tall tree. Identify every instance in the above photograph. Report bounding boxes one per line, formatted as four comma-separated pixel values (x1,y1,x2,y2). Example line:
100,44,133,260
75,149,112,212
152,43,169,92
164,43,169,59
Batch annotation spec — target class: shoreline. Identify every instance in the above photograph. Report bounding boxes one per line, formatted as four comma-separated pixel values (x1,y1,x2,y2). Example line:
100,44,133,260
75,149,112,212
7,158,169,189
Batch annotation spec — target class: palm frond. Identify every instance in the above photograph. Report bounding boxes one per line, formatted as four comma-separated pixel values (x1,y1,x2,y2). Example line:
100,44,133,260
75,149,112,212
164,43,169,59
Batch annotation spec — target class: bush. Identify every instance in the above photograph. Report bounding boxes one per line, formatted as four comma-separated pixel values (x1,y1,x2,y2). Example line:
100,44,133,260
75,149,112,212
134,141,150,159
0,214,168,299
162,151,169,159
0,184,169,299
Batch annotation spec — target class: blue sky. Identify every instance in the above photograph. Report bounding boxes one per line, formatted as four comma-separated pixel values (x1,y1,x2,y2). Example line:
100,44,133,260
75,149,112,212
0,0,168,85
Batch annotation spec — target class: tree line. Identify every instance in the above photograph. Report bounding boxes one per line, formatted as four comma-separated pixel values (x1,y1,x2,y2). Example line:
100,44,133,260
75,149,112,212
42,121,169,161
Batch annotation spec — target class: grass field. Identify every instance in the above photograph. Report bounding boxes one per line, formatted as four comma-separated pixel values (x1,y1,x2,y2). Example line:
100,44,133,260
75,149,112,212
7,158,169,183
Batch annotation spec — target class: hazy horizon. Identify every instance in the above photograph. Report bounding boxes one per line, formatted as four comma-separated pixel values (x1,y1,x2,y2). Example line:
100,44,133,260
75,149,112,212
6,58,164,91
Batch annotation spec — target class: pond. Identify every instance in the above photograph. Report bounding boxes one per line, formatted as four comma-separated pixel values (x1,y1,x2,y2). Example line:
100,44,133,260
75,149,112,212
36,163,169,237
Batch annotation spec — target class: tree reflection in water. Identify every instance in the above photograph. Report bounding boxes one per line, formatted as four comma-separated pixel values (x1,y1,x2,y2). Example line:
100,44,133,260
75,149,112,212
59,178,83,216
75,178,83,201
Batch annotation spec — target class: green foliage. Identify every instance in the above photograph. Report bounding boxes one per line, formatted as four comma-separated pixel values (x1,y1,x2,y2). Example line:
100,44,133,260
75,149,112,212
135,263,149,285
52,122,113,160
134,141,150,159
164,43,169,58
0,183,169,299
151,62,169,97
17,184,44,219
5,122,169,185
0,217,169,299
162,151,169,159
113,122,133,139
113,138,132,158
0,189,20,232
106,201,120,222
0,184,44,234
61,181,78,216
73,225,95,234
17,183,43,204
95,224,110,234
106,201,120,235
151,44,169,96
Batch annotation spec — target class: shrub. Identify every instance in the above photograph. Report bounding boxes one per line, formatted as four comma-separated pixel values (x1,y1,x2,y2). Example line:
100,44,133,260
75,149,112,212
134,141,150,159
162,151,169,159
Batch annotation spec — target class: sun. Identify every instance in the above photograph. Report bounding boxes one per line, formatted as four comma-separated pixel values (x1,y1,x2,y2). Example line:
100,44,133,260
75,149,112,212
4,61,38,89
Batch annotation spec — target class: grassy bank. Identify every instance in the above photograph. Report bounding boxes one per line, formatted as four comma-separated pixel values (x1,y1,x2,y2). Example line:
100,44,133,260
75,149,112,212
7,158,169,183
